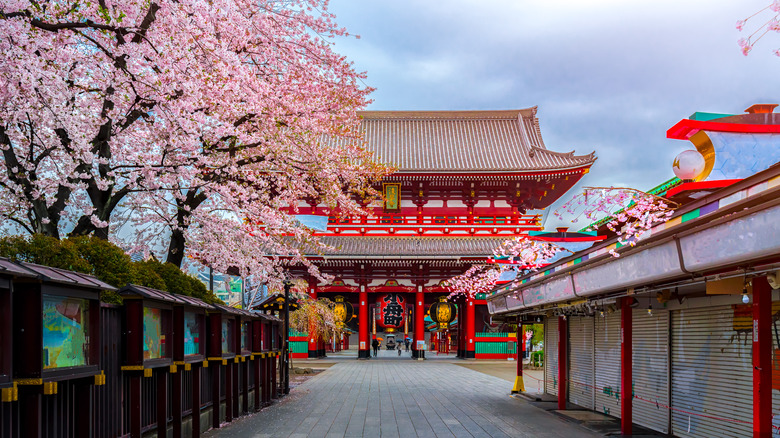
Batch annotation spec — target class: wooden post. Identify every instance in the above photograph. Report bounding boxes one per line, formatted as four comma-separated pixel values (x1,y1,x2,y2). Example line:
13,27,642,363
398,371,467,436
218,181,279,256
512,322,524,393
191,364,201,438
253,357,261,412
270,356,277,399
74,380,93,438
225,361,233,423
172,368,182,438
18,386,42,438
157,369,168,438
620,297,632,435
129,374,142,438
211,363,221,429
753,276,772,438
557,316,567,411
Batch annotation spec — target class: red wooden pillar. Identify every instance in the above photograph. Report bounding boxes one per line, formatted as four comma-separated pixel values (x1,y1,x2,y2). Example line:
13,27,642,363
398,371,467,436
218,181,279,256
413,286,425,359
308,283,318,358
457,301,465,357
358,286,370,359
157,369,168,438
465,295,476,358
753,276,772,438
191,364,201,438
512,322,524,393
557,315,567,410
620,297,632,435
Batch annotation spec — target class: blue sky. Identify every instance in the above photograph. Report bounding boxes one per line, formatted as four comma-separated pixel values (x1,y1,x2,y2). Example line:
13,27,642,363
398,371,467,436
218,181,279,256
328,0,779,228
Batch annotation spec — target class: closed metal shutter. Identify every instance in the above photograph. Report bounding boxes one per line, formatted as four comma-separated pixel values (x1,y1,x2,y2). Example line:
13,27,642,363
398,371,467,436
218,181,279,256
773,297,780,432
632,309,670,434
545,317,559,396
671,306,751,438
569,316,595,410
595,311,621,418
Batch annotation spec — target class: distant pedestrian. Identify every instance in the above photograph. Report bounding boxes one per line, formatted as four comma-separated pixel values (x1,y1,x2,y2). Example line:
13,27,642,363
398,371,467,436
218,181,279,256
404,338,410,352
372,339,379,357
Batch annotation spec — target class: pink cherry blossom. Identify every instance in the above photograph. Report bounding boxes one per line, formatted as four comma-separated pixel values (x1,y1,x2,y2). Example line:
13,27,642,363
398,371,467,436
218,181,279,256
0,0,390,285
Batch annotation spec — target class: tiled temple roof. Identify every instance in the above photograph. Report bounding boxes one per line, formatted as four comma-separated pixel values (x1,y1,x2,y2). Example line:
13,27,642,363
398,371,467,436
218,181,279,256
315,236,506,257
352,107,596,173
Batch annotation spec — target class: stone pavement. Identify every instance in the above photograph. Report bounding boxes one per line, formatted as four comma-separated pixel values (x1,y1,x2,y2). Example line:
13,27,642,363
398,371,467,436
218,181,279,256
204,358,602,438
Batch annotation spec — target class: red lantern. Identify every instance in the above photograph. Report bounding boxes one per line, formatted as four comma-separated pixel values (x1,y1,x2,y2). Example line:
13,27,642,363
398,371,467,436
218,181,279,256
375,293,406,331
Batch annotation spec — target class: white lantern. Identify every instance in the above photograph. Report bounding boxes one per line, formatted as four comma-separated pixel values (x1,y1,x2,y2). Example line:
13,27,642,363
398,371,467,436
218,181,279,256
672,150,706,180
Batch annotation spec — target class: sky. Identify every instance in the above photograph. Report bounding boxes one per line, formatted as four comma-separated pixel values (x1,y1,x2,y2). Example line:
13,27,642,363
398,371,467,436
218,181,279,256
327,0,779,229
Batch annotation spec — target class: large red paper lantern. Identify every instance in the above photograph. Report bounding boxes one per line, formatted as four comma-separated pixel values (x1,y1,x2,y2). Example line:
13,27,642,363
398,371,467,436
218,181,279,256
375,293,406,330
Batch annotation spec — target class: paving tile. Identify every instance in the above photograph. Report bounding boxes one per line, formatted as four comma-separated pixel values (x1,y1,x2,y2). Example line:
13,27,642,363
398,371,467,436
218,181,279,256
204,359,604,438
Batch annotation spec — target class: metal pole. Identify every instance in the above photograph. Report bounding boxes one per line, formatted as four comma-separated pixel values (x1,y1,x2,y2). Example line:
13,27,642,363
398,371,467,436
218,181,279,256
283,280,291,395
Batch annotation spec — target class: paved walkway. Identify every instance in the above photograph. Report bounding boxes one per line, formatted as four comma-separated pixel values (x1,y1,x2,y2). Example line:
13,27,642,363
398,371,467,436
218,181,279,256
204,358,601,438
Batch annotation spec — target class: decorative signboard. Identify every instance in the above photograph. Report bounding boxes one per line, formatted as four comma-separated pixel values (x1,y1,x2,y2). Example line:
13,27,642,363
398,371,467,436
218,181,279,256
383,183,401,211
171,293,211,363
13,261,112,381
119,284,179,369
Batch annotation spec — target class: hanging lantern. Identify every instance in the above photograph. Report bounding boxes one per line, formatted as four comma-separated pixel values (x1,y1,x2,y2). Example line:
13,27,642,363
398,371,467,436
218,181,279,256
333,295,354,328
429,296,457,330
375,293,406,331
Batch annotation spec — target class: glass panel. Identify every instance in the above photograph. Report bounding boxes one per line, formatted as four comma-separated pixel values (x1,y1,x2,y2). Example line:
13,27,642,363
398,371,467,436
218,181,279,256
42,295,89,369
143,307,168,359
184,312,202,356
222,319,235,354
241,322,251,351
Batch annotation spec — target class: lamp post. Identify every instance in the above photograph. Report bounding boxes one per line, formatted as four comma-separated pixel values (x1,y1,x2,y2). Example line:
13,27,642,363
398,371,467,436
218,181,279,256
283,280,291,395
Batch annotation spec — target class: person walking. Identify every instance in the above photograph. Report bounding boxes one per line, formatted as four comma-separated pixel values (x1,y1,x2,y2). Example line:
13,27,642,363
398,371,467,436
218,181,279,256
404,338,410,352
372,338,379,357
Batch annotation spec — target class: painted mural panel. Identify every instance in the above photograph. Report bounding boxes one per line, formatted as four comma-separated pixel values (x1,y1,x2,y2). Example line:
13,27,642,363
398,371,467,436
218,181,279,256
143,307,166,359
42,295,89,369
183,311,201,356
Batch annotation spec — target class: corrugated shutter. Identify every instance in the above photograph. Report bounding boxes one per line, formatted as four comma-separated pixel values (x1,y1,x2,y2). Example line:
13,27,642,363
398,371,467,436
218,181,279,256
773,296,780,432
671,306,751,437
632,309,670,434
545,317,559,396
595,311,621,418
569,316,595,410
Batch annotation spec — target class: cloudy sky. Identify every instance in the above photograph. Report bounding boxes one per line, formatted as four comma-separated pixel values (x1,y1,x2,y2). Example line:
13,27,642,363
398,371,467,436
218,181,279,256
328,0,778,228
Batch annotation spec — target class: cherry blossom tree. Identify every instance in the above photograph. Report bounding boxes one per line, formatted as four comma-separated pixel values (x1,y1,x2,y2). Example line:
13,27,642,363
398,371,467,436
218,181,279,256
554,186,675,256
736,1,780,56
446,186,675,299
446,236,563,299
1,0,389,279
